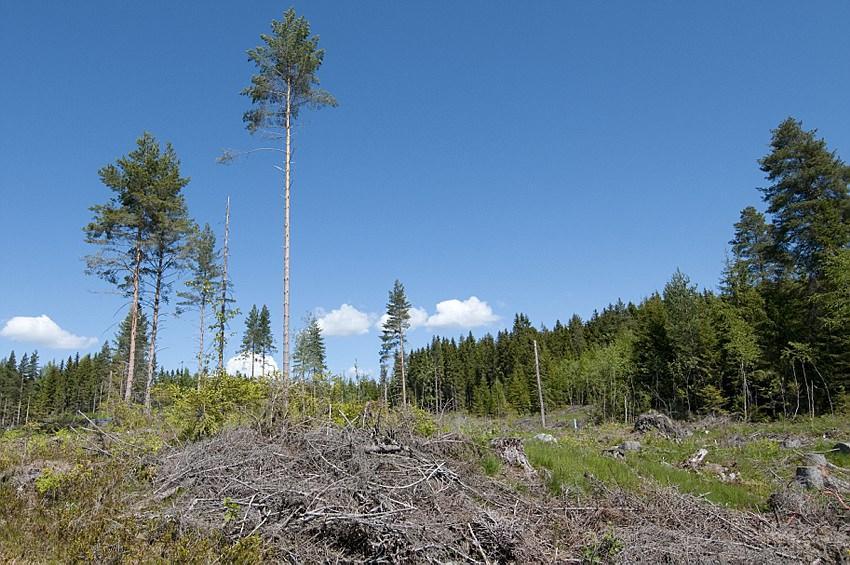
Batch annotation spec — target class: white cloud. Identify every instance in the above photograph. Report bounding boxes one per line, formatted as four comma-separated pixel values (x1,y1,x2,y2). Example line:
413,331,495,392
375,307,429,331
345,366,373,379
425,296,499,329
317,304,372,336
226,353,278,377
0,315,98,349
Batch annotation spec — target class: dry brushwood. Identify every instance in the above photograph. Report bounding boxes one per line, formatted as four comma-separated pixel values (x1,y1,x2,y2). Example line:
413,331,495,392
153,425,567,563
586,479,849,564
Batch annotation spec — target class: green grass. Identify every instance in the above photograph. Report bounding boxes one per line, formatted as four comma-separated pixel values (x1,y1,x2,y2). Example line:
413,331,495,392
522,413,850,510
481,454,502,476
526,438,770,509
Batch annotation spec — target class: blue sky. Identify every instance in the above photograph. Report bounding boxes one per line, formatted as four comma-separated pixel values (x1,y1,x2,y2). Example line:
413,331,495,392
2,2,850,377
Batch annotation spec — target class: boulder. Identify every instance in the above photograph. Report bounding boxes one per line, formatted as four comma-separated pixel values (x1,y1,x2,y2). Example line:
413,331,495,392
620,440,641,452
633,412,683,438
533,433,557,443
794,452,850,492
780,437,804,449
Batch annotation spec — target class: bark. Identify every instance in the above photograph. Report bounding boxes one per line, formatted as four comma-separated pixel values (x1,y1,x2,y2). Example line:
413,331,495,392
197,299,205,391
283,79,292,386
125,237,143,402
218,197,230,374
399,329,407,406
533,340,546,428
144,252,165,410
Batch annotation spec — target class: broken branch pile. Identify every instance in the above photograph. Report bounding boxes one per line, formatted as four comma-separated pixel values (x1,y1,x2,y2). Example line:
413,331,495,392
154,425,565,563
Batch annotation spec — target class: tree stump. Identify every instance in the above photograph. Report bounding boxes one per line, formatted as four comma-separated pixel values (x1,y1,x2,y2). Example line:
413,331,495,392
681,448,709,470
490,438,534,474
795,466,825,490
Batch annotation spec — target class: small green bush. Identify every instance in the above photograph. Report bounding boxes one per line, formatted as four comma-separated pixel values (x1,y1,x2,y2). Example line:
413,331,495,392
34,468,65,496
481,454,502,476
156,375,268,441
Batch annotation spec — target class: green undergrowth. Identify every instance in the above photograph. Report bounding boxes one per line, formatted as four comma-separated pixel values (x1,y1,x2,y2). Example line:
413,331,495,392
0,427,271,563
520,413,850,510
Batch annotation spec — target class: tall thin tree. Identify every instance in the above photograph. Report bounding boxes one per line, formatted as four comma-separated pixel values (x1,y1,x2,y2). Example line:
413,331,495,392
178,224,222,389
240,8,337,385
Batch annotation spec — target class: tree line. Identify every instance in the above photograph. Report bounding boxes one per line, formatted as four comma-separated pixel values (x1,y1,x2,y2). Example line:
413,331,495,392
392,118,850,421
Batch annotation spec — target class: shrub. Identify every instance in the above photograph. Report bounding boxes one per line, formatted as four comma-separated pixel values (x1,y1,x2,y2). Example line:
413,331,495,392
156,375,268,441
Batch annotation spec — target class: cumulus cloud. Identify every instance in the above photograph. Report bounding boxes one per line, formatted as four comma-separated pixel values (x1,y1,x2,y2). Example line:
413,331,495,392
317,304,371,336
0,315,98,349
375,307,429,331
345,366,373,380
226,353,278,377
425,296,499,329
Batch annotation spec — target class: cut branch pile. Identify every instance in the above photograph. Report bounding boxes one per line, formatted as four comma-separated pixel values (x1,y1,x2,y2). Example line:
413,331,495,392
153,425,566,563
586,480,849,564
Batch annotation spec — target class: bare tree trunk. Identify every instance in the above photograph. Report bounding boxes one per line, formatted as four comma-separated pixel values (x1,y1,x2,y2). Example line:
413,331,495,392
792,362,800,418
382,368,388,405
434,364,439,414
399,333,407,406
741,361,748,422
217,197,231,374
144,252,165,410
125,237,143,402
812,363,834,415
16,371,24,425
534,340,546,428
283,79,292,387
197,300,205,391
801,363,813,419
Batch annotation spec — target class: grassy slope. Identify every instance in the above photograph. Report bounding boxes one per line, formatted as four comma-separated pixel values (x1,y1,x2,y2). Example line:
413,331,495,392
449,409,850,511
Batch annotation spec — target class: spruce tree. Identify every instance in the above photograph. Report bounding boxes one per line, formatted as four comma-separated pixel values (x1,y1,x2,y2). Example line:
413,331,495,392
240,305,261,377
292,314,326,383
257,305,277,377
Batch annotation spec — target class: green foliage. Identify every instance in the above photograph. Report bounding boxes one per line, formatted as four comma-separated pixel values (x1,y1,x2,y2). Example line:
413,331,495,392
581,528,623,564
155,375,268,441
242,8,337,131
222,497,239,524
292,313,326,382
481,454,502,476
408,406,437,437
34,467,67,496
